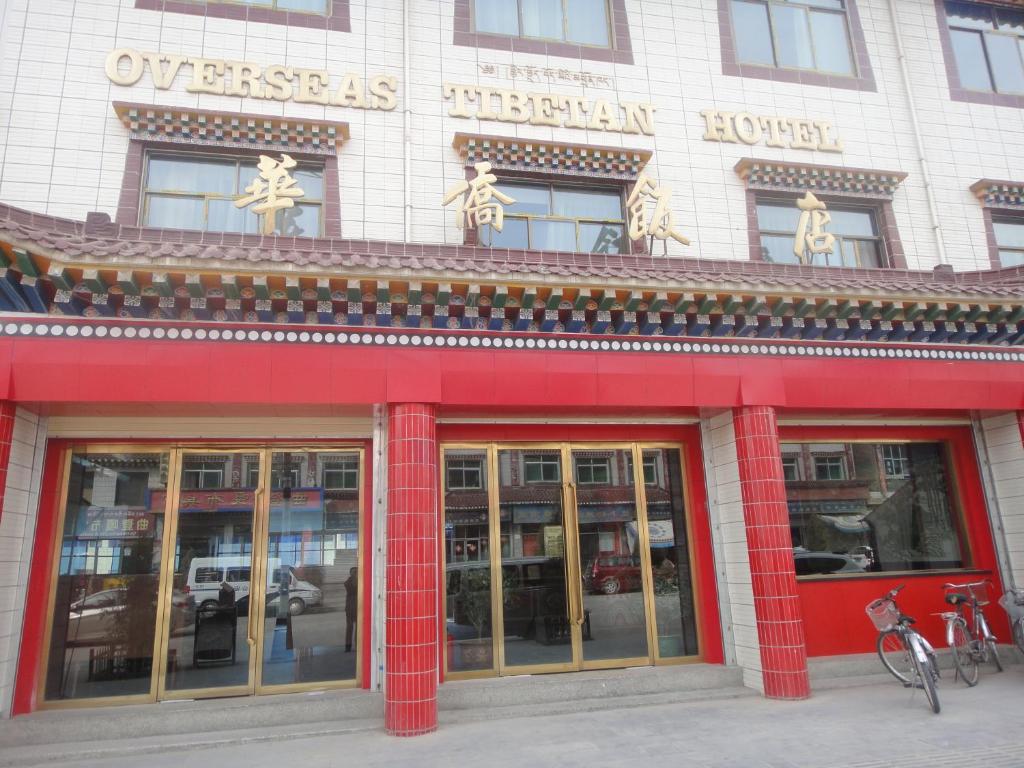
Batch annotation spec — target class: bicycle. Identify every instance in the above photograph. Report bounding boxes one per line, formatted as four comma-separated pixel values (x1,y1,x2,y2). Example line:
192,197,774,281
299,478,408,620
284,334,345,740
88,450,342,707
866,584,941,714
942,580,1002,687
997,587,1024,656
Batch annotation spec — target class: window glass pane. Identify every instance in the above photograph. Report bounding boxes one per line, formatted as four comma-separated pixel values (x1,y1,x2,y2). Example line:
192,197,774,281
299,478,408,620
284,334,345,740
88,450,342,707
985,33,1024,93
950,29,994,90
208,198,257,234
580,222,625,254
799,0,844,9
144,195,205,230
276,203,322,236
994,219,1024,248
996,7,1024,35
498,184,550,215
999,249,1024,266
274,0,328,11
566,0,610,46
772,5,815,69
147,157,236,195
521,0,564,39
481,217,529,248
553,188,622,220
828,208,876,237
292,168,324,200
946,1,994,30
809,10,853,74
756,202,801,232
531,219,577,251
786,441,964,576
759,234,801,264
474,0,520,34
732,1,775,66
851,239,882,268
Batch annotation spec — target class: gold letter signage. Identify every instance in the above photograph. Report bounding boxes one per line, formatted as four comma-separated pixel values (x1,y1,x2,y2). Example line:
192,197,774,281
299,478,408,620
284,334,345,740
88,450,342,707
700,110,843,153
793,191,835,263
443,82,656,135
442,161,515,230
235,154,305,235
105,49,398,111
627,172,690,253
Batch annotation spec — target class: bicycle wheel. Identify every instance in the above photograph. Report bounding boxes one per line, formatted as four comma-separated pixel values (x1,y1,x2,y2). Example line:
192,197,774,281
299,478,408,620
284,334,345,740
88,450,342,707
913,647,941,714
987,637,1004,672
877,629,913,685
950,619,979,686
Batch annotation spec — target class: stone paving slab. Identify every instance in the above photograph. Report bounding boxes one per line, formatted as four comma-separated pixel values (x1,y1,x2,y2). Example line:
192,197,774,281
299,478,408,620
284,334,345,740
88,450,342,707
3,665,1021,768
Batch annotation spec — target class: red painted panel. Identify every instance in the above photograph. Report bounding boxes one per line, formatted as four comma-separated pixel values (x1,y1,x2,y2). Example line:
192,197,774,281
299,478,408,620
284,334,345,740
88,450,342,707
779,425,1009,657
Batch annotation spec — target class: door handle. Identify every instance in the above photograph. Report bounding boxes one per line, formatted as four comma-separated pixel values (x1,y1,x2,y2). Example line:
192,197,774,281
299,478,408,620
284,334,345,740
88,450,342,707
566,482,585,627
247,485,265,648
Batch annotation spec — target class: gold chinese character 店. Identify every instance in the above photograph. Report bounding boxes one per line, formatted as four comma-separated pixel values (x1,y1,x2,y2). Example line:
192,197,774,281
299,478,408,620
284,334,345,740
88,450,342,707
793,191,835,263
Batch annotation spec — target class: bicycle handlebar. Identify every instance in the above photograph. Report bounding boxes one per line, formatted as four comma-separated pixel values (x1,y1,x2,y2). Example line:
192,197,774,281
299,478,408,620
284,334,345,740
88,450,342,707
943,579,990,590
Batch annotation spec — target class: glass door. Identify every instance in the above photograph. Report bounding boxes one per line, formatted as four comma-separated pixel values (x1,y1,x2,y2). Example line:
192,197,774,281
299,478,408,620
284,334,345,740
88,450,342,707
158,450,265,699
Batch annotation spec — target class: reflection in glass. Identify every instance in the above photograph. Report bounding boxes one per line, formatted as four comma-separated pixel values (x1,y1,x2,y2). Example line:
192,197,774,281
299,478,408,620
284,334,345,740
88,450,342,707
732,1,775,66
575,449,650,661
772,5,816,70
445,450,493,673
498,449,572,668
261,451,361,686
44,452,167,701
757,200,883,268
783,442,964,576
642,449,699,659
164,454,258,692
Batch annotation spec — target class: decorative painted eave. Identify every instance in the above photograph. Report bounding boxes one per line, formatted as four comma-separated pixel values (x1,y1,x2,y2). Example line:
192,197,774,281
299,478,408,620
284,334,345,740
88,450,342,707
970,178,1024,210
735,158,908,200
113,102,351,155
1,202,1023,348
452,132,651,180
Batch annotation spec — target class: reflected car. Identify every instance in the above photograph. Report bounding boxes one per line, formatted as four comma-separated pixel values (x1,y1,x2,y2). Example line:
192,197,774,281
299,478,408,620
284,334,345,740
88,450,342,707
585,555,642,595
67,588,125,645
793,550,865,577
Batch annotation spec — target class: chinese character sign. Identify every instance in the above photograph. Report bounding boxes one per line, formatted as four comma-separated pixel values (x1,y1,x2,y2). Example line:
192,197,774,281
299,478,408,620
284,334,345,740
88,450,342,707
793,191,835,263
442,161,516,231
235,153,306,235
626,172,690,251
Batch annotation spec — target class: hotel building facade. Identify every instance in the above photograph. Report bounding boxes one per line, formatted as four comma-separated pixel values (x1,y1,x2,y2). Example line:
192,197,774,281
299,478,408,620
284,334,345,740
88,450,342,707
0,0,1022,736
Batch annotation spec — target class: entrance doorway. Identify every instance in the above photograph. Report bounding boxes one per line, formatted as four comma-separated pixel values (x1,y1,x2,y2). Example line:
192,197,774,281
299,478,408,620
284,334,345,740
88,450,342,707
40,445,363,707
443,443,700,678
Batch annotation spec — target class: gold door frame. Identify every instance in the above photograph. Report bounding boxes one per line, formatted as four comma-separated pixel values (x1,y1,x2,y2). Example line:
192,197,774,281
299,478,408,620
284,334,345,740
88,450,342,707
441,440,702,682
39,442,366,710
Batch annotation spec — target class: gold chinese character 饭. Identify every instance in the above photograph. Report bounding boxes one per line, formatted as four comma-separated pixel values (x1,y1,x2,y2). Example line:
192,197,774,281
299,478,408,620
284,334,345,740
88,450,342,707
626,172,690,252
442,161,516,231
793,191,835,263
234,154,306,236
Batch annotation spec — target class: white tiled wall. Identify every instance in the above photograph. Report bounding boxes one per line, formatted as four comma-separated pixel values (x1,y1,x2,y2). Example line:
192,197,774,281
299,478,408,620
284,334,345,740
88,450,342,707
977,412,1024,589
0,409,47,718
702,409,762,693
0,0,1021,269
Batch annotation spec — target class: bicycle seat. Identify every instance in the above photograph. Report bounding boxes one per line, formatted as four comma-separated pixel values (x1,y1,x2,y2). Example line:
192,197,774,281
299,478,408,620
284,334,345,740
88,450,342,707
945,593,969,606
899,614,916,625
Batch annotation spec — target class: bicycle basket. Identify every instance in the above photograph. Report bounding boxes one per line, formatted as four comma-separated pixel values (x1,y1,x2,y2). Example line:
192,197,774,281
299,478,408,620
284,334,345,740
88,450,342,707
967,581,992,607
999,589,1024,621
866,598,900,631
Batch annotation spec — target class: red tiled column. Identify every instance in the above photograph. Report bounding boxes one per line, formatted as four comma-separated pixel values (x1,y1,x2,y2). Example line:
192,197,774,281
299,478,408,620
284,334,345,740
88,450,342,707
385,403,439,736
0,402,16,526
733,405,810,700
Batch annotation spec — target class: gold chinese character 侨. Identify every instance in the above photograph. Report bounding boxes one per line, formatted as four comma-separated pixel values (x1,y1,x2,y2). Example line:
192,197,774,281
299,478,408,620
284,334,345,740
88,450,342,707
235,153,306,236
793,191,835,264
442,161,516,231
626,172,690,252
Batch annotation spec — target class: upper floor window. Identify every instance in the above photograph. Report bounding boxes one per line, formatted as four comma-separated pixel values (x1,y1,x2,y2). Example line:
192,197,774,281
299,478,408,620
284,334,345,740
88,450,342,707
142,153,324,237
813,455,846,481
474,0,611,47
447,459,485,490
204,0,329,12
135,0,350,30
756,198,885,268
182,462,225,490
479,182,625,254
730,0,855,76
881,445,910,480
323,460,360,490
575,457,611,485
945,2,1024,95
524,454,561,483
781,456,800,481
993,216,1024,266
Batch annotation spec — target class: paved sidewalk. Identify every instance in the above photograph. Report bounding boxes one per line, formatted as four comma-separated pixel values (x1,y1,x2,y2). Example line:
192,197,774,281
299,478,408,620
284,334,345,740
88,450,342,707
9,666,1024,768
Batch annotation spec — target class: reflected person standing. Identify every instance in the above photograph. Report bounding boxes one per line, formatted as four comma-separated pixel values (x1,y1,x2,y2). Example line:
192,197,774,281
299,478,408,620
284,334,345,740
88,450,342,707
345,567,358,652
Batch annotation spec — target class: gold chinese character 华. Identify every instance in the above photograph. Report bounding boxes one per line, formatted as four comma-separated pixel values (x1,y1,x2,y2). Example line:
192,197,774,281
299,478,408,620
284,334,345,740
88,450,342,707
235,153,306,236
793,191,835,264
442,161,516,231
626,172,690,252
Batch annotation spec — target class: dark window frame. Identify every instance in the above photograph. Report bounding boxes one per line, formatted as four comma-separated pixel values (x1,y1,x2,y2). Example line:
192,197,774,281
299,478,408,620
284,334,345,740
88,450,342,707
982,206,1024,268
746,190,906,269
453,0,634,64
134,0,350,32
718,0,876,91
446,458,485,491
937,0,1024,108
117,139,342,238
